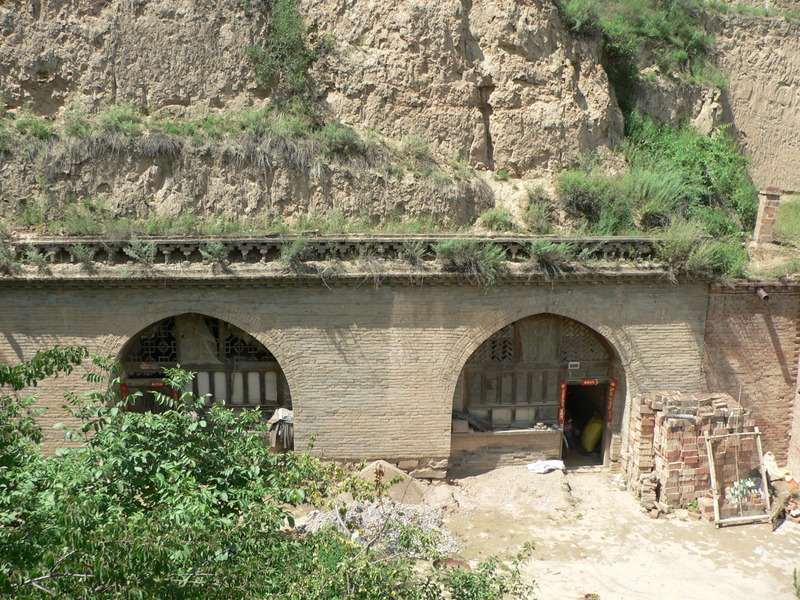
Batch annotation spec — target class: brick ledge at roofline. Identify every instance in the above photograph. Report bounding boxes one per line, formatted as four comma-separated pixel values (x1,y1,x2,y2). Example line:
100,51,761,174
0,265,689,286
1,234,660,267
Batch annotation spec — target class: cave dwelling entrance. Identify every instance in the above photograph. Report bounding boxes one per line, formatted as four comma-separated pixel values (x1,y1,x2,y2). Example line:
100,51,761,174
120,313,293,448
452,314,623,470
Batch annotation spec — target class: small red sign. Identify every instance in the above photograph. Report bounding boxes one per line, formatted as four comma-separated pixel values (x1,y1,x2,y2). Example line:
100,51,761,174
148,381,167,388
581,378,599,386
120,382,129,412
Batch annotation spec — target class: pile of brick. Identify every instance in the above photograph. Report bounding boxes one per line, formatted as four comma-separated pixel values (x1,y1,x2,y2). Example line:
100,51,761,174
624,392,757,509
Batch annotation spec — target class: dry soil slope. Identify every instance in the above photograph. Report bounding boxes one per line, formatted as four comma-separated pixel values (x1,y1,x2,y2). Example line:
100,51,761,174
712,12,800,192
304,0,623,174
1,0,799,220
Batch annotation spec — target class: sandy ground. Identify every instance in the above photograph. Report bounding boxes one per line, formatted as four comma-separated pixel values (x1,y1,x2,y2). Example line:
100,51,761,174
418,467,800,600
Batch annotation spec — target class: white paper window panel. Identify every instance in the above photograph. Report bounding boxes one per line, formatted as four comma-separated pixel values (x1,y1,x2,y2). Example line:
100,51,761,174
214,372,227,401
492,408,513,424
247,372,261,404
264,371,278,402
197,372,211,398
231,373,245,404
515,407,536,422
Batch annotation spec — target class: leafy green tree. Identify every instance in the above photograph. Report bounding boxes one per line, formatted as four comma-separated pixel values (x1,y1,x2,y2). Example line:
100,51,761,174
0,351,535,599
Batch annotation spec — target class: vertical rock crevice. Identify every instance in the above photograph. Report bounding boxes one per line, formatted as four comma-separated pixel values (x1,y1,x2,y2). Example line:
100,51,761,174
477,83,495,170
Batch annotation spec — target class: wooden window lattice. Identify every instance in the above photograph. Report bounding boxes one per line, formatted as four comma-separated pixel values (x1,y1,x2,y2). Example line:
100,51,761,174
126,317,178,363
127,316,276,365
469,325,515,364
561,319,609,362
223,328,276,363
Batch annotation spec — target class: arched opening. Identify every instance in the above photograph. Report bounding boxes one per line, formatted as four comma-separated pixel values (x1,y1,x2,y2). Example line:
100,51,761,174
120,313,292,424
451,314,623,470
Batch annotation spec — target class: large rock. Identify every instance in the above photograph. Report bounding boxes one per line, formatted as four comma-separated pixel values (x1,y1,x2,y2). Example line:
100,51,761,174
304,0,623,174
0,0,268,116
359,460,425,504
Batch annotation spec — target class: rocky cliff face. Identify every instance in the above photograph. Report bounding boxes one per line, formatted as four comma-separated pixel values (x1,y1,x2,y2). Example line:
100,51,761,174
304,0,623,174
0,0,268,116
712,13,800,191
0,136,493,227
0,0,798,226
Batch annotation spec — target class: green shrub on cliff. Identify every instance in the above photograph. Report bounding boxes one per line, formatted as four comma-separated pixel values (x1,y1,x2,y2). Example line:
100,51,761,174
246,0,315,100
559,0,712,78
556,112,756,240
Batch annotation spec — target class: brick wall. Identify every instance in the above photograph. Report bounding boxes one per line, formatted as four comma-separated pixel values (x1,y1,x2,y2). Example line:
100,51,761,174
449,429,561,473
0,277,710,465
753,187,782,242
702,284,800,464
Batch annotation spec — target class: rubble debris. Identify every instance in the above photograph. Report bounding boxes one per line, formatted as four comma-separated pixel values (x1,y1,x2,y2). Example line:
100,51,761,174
301,500,459,558
785,497,800,524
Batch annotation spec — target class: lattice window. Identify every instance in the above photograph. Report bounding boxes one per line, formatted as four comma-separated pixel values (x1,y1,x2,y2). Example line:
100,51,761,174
561,319,609,362
127,316,277,366
468,324,515,364
127,318,178,363
224,327,275,362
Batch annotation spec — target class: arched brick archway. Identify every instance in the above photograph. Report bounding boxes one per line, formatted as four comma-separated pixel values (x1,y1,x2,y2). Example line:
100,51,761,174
101,308,295,424
440,309,629,409
97,304,289,365
96,303,300,399
443,310,628,470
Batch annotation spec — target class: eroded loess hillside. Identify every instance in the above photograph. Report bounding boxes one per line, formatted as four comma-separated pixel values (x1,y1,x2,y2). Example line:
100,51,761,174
0,0,798,234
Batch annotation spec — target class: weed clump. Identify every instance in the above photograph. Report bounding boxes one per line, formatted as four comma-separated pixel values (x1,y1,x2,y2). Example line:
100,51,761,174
200,240,230,266
124,237,159,267
525,240,575,280
96,102,143,136
246,0,315,101
434,239,507,287
0,243,21,275
523,185,555,234
479,206,516,232
656,220,747,278
558,0,716,93
554,113,756,244
279,238,314,274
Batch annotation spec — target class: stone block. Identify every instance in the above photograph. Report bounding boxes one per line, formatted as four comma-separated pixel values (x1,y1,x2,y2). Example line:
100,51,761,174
410,468,447,479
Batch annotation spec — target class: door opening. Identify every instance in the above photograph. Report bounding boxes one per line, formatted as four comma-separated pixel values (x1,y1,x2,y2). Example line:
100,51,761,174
562,383,608,466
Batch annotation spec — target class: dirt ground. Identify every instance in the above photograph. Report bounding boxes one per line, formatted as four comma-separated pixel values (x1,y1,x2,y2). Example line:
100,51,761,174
418,466,800,600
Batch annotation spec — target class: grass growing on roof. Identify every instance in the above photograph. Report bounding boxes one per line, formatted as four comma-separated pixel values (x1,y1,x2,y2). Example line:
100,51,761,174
434,239,507,287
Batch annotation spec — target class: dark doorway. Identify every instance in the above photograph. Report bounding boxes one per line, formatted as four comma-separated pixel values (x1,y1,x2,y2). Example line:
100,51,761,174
563,383,607,466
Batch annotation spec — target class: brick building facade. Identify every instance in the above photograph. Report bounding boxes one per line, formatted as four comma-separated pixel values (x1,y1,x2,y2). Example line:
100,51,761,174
2,269,799,473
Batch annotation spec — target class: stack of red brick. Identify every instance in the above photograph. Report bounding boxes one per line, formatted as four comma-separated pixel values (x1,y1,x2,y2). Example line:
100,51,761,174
624,392,757,509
